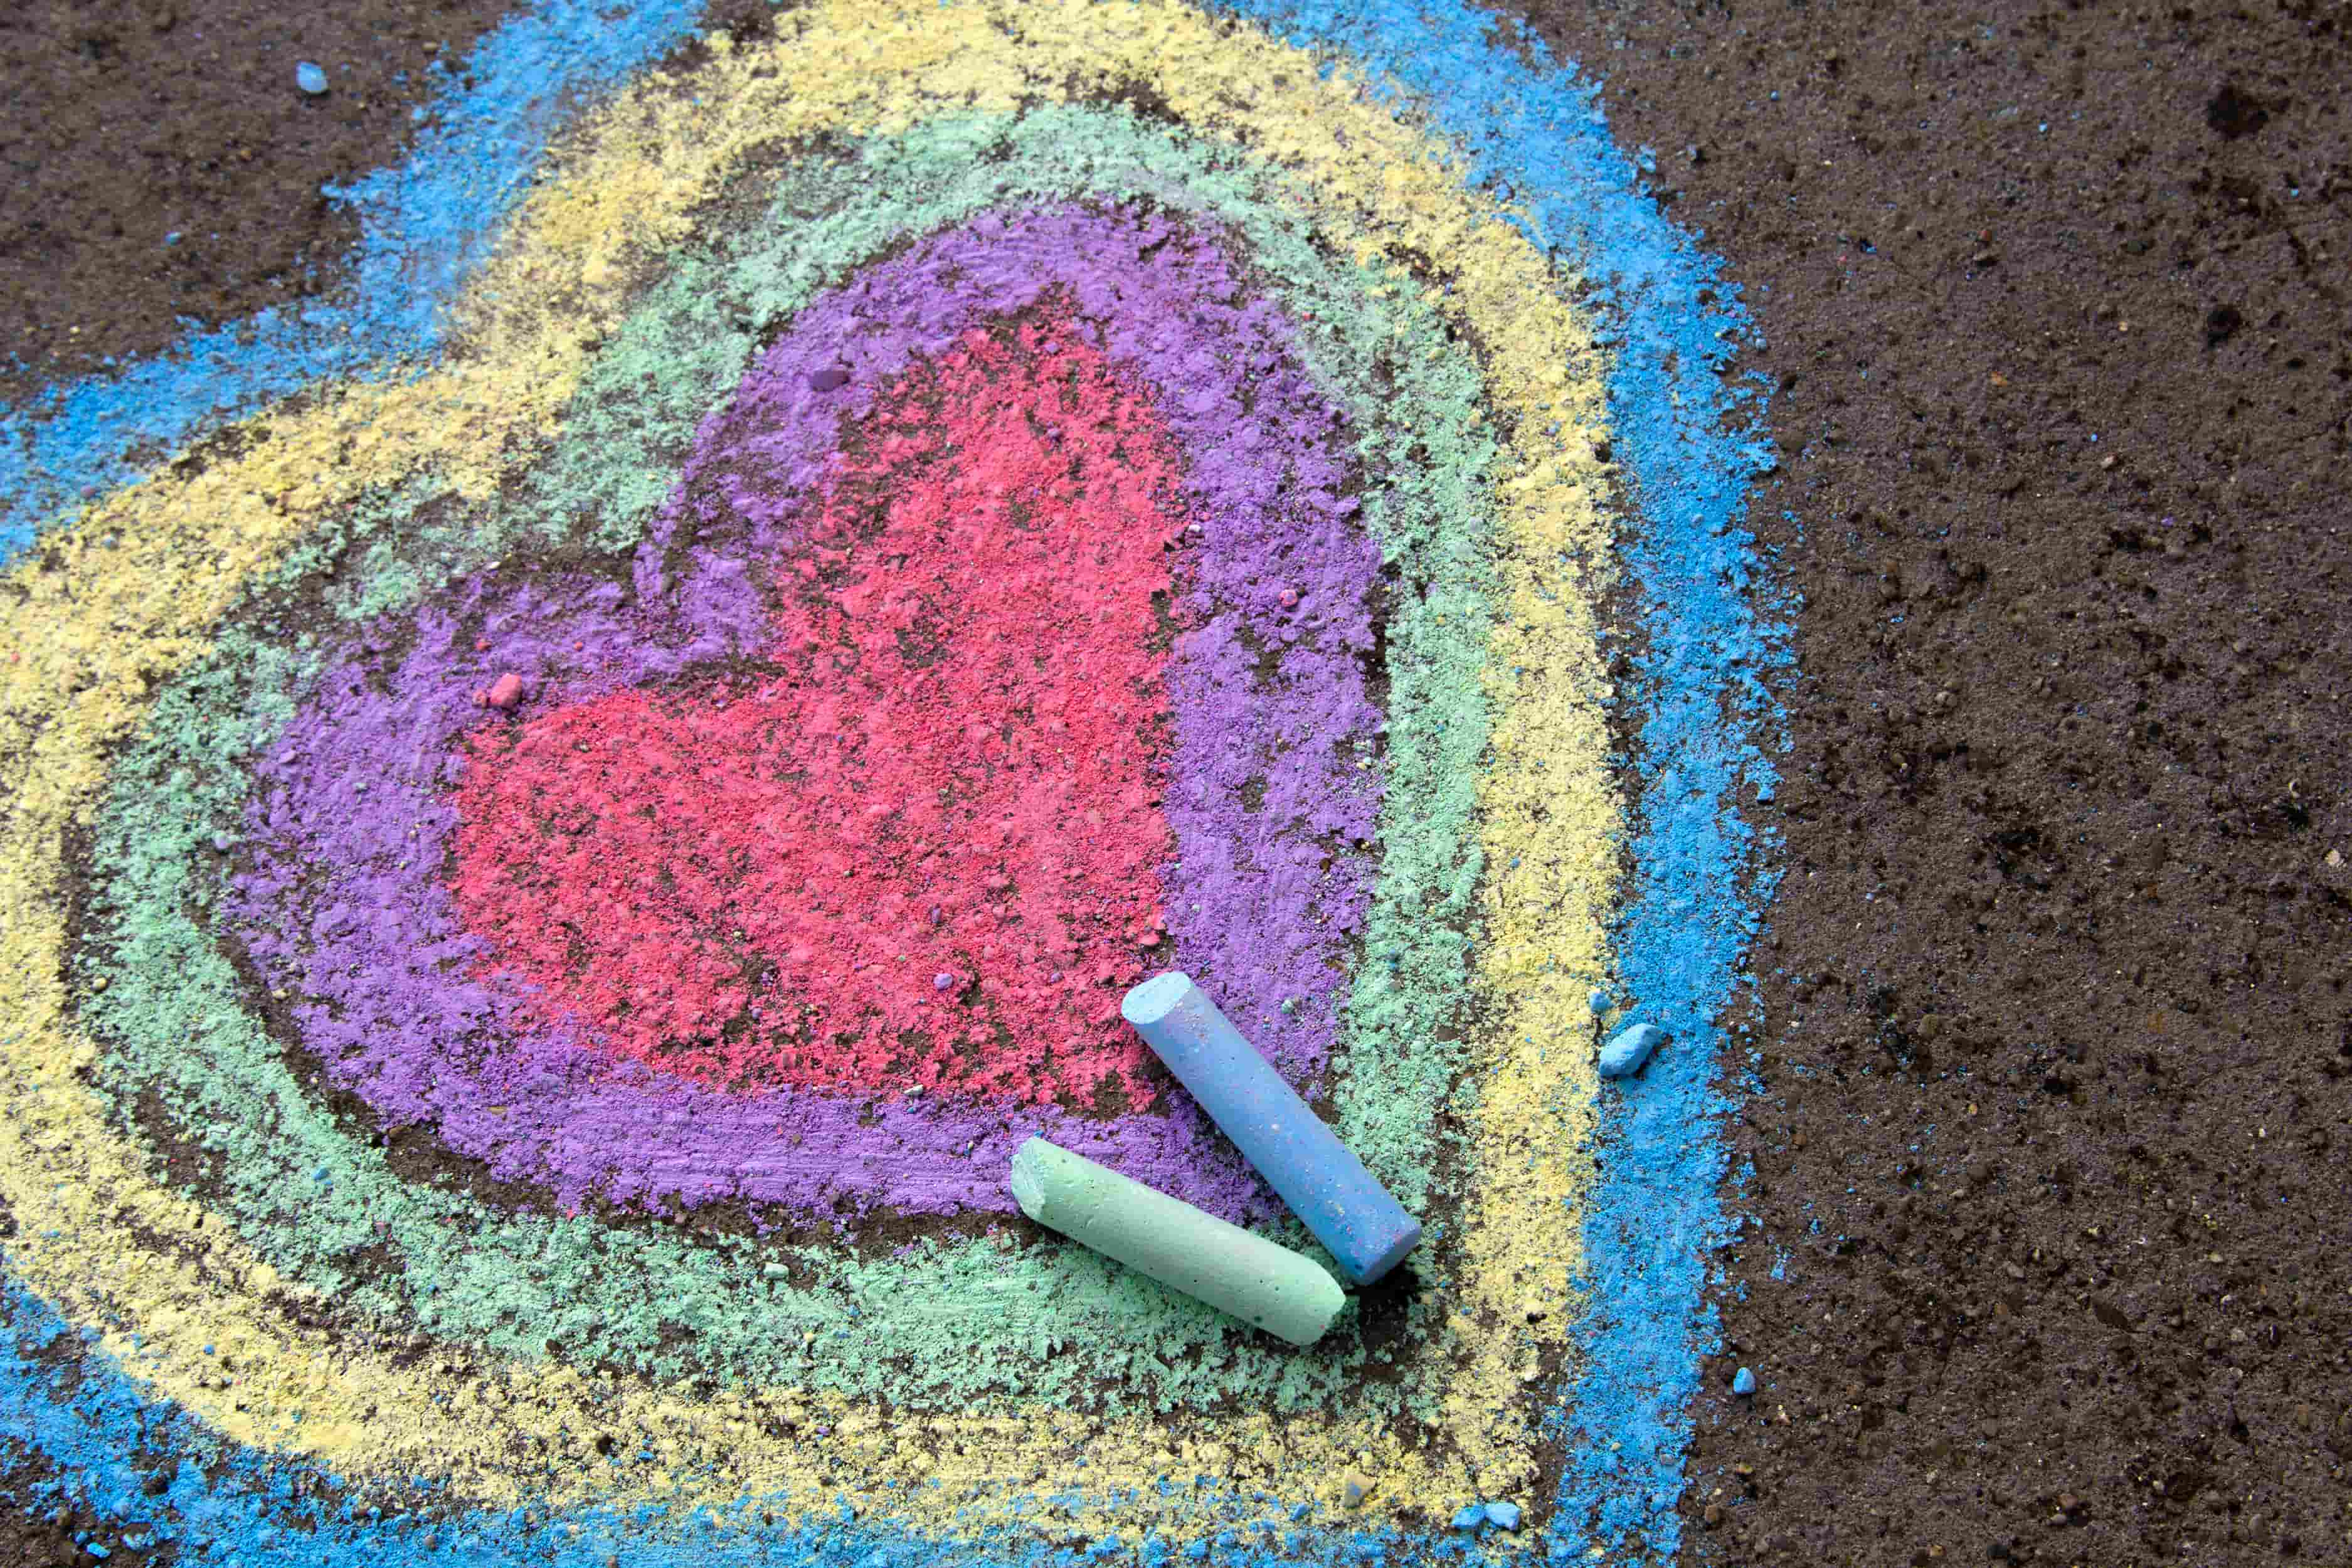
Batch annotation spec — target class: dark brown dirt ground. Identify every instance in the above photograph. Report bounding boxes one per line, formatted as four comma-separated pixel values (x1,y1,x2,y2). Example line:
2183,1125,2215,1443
1505,0,2352,1561
4,0,2349,1564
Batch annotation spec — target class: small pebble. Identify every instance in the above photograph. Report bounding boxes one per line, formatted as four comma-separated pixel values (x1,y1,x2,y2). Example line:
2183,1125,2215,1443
1278,588,1299,608
1450,1505,1486,1532
295,61,328,95
1598,1021,1668,1078
809,366,851,393
1483,1502,1522,1532
484,672,526,710
211,833,235,852
1732,1366,1757,1396
1340,1472,1372,1508
932,972,956,992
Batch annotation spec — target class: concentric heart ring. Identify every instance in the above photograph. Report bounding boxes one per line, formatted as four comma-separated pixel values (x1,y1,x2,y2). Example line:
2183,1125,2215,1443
0,2,1780,1562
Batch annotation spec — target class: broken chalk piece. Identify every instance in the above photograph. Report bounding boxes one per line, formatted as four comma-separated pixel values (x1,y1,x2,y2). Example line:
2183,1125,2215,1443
1008,1136,1345,1347
1121,972,1421,1286
1599,1021,1668,1078
1484,1502,1523,1532
1732,1366,1757,1396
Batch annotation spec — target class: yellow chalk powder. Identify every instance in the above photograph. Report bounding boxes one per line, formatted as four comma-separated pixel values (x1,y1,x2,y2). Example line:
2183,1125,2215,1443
0,0,1618,1534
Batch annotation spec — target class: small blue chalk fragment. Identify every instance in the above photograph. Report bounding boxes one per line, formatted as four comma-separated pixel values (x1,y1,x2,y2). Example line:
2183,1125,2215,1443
295,61,329,95
1732,1366,1757,1396
1451,1505,1486,1532
1484,1502,1523,1531
1587,989,1610,1015
1598,1022,1667,1078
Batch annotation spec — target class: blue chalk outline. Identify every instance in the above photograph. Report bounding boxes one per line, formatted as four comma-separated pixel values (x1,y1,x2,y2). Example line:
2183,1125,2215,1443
0,0,1782,1562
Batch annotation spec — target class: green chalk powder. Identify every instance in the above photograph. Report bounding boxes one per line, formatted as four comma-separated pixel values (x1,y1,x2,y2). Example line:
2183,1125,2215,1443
74,107,1507,1419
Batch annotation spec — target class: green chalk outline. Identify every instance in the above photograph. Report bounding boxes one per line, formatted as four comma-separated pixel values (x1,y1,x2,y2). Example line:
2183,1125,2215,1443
77,107,1502,1418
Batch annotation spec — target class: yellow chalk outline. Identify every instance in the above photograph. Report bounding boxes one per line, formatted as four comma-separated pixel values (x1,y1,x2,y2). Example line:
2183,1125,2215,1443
0,0,1617,1534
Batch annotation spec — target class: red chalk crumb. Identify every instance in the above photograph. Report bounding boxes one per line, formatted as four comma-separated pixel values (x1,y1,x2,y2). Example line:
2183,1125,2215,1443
485,672,526,709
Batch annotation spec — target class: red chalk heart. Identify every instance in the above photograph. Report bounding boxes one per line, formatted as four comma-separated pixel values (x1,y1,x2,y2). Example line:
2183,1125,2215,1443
449,321,1183,1108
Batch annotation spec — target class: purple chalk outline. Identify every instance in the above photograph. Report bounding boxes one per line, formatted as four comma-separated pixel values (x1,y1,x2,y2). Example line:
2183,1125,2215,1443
230,207,1383,1222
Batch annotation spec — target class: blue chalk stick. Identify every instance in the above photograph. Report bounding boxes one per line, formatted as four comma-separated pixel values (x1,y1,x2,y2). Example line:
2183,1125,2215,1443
1122,972,1421,1286
1599,1021,1668,1078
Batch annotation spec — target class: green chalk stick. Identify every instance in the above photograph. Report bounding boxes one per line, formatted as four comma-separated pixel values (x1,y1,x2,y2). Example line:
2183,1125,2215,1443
1008,1137,1347,1347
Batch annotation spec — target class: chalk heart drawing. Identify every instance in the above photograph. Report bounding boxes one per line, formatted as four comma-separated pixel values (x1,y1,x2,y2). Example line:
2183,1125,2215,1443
0,0,1782,1560
450,320,1179,1108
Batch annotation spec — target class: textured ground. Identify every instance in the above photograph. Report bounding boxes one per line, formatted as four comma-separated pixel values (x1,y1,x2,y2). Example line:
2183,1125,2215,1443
4,0,2349,1565
1509,1,2352,1561
0,0,516,401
